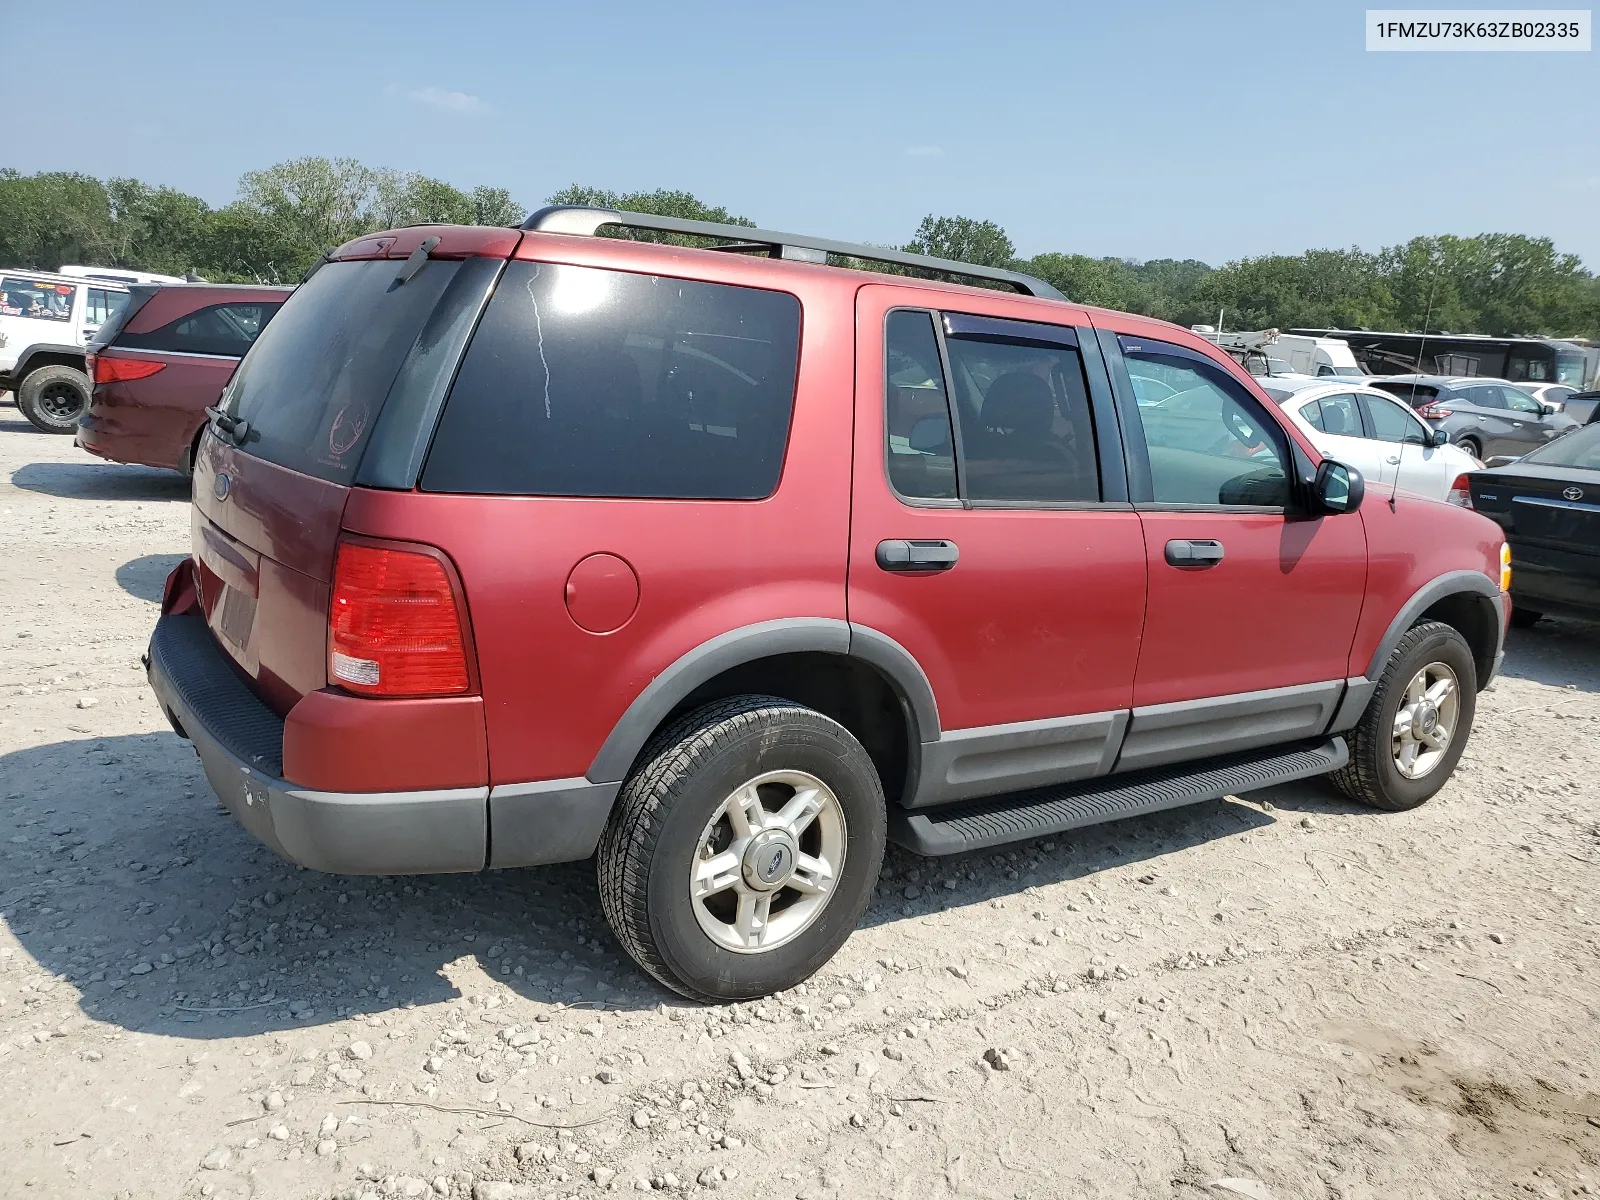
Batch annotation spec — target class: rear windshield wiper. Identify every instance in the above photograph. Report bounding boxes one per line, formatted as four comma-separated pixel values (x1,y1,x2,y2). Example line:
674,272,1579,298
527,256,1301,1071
205,405,253,447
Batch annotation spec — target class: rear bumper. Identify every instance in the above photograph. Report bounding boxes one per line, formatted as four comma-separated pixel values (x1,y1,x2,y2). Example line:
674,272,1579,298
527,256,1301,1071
145,613,488,874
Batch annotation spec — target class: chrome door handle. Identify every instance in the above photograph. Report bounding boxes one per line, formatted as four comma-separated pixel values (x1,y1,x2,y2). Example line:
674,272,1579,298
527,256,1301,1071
1386,455,1401,464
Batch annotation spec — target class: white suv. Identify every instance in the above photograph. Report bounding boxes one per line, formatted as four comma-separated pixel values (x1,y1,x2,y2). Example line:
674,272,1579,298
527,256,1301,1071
0,269,133,433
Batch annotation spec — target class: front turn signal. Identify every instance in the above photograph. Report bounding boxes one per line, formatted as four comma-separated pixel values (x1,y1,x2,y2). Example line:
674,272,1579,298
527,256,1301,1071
1500,543,1512,593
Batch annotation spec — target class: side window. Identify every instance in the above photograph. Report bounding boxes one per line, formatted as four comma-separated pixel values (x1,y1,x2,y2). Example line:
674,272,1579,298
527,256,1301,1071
943,328,1099,503
884,311,957,501
119,302,282,357
0,276,75,322
1363,394,1428,444
1500,386,1541,414
1463,385,1504,410
1314,393,1364,437
1300,399,1326,432
85,287,128,331
423,262,802,498
1121,338,1290,508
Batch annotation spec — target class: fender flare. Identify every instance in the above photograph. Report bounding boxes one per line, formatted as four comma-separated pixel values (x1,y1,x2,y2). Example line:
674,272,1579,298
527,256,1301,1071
1363,570,1504,684
584,619,941,784
14,344,88,378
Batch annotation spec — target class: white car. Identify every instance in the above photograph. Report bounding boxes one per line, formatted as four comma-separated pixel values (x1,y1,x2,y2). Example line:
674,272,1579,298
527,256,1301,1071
0,268,132,432
1511,381,1580,412
1260,379,1481,502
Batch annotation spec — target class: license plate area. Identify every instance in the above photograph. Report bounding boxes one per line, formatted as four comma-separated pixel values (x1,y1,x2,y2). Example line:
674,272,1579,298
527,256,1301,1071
194,510,262,673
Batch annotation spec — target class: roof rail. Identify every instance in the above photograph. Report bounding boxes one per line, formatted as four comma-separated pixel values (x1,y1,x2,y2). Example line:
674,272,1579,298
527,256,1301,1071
521,206,1067,301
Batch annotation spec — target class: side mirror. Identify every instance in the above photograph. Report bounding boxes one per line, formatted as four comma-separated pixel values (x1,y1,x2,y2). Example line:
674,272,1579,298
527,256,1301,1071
1430,428,1450,448
1539,401,1556,415
907,415,951,455
1484,455,1519,468
1313,460,1363,515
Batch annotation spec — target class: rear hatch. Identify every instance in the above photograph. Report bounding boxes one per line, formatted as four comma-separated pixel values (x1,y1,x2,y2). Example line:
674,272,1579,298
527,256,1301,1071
189,227,518,715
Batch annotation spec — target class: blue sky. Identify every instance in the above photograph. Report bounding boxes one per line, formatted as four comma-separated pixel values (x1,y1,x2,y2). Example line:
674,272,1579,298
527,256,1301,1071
5,0,1597,266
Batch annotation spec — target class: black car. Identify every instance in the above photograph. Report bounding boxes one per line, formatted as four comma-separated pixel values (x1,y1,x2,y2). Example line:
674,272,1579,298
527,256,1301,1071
1561,390,1600,427
1369,374,1578,460
1466,422,1600,627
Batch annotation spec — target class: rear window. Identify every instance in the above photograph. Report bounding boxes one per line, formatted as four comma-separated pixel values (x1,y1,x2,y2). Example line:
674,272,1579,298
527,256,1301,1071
421,262,802,498
119,301,282,358
224,259,460,483
1522,422,1600,469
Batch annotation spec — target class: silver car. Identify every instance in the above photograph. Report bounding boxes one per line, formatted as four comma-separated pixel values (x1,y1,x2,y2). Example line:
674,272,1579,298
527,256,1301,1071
1367,374,1578,461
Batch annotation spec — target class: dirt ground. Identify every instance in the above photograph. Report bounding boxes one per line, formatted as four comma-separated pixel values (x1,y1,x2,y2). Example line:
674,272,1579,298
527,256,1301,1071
2,408,1598,1200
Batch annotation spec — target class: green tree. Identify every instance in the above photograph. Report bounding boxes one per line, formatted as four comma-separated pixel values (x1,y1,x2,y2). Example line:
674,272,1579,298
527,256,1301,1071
904,214,1015,268
0,169,116,269
544,185,755,246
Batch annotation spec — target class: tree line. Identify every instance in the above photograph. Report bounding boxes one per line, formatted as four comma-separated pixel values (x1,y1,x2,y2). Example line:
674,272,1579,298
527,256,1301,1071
2,159,1596,338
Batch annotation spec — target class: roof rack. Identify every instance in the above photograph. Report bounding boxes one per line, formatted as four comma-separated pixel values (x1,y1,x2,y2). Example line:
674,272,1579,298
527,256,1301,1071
521,206,1067,301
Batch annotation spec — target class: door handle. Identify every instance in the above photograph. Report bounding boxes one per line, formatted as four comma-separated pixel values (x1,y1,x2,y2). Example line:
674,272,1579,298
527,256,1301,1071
1386,455,1401,464
1165,539,1224,568
876,539,959,572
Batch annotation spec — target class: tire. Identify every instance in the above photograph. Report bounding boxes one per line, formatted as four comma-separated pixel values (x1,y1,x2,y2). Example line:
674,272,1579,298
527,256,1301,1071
1509,607,1542,629
1330,621,1476,812
1456,435,1482,460
597,696,887,1002
17,365,90,434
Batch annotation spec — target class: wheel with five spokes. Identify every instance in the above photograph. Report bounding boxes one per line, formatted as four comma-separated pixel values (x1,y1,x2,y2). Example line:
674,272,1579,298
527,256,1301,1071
1330,620,1477,811
598,696,886,1001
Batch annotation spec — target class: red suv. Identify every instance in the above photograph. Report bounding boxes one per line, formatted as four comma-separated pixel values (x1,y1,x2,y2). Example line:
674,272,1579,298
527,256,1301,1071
146,211,1510,1002
78,283,290,475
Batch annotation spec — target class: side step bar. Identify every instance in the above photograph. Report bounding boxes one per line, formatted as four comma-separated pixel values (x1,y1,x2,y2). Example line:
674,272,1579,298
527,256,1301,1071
890,737,1347,856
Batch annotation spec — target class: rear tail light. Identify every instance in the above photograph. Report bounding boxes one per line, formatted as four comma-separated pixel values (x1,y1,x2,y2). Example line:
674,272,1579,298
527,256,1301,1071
329,541,471,697
1446,474,1474,509
93,356,167,384
1418,402,1446,420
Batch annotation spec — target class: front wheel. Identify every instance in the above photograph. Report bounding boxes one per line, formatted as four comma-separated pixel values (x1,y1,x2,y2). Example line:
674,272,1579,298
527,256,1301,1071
17,364,90,434
597,696,886,1002
1330,621,1476,811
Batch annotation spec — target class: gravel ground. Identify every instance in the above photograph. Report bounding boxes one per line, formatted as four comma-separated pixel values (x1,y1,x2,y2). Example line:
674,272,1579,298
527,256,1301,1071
2,409,1598,1200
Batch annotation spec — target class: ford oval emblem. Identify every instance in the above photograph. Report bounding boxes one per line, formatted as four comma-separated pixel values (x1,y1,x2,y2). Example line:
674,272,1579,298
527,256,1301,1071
213,472,231,502
1564,486,1584,501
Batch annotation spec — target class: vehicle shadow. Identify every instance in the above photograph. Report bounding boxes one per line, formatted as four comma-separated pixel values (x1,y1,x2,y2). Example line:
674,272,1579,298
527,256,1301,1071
4,732,1298,1036
1,733,672,1040
116,553,188,604
9,460,189,502
1494,617,1600,694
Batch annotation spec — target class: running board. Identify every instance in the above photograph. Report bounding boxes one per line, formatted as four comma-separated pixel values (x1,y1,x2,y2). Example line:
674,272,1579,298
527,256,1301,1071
890,737,1347,856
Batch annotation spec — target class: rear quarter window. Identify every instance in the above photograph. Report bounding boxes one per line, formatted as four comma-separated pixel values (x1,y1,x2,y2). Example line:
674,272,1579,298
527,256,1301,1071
223,259,460,483
421,262,802,498
119,301,283,358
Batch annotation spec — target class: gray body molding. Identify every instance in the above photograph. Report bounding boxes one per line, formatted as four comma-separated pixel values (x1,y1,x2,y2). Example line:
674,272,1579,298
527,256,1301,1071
1115,680,1345,773
907,710,1127,809
584,619,941,785
490,778,621,868
1364,570,1504,687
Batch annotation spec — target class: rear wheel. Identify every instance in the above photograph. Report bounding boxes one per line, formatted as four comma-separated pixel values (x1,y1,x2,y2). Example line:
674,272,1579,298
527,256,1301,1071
17,365,90,434
1509,607,1542,629
597,696,886,1002
1330,621,1476,811
1456,435,1483,460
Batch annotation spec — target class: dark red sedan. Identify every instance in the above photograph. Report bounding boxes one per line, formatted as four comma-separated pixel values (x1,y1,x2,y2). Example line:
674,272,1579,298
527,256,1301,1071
77,283,291,474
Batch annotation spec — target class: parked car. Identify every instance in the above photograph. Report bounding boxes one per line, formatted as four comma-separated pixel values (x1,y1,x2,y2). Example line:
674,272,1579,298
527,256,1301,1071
57,264,190,287
1459,421,1600,627
1367,374,1579,460
0,268,131,432
77,283,291,475
1260,379,1481,502
145,212,1510,1002
1555,390,1600,427
1513,381,1581,412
